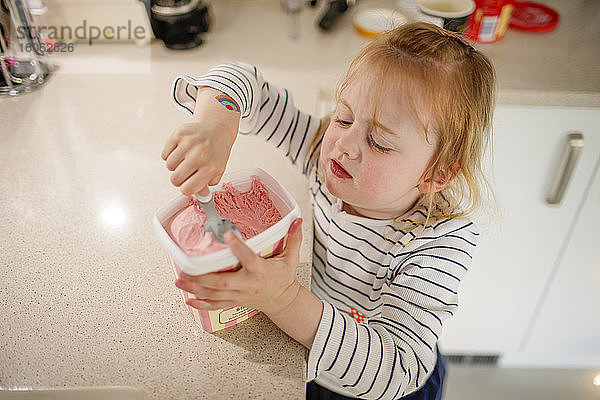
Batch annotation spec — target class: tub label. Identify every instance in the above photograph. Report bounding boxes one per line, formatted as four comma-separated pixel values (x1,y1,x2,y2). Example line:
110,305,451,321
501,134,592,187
219,306,255,324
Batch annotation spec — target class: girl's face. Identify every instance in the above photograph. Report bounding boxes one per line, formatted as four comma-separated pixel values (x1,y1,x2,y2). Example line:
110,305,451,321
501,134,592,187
319,75,437,220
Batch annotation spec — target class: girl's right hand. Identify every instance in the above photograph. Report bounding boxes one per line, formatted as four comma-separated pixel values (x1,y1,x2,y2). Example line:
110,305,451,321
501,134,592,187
161,120,234,196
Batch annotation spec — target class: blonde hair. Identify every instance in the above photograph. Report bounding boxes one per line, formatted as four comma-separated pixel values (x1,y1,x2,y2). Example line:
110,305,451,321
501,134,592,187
307,22,496,228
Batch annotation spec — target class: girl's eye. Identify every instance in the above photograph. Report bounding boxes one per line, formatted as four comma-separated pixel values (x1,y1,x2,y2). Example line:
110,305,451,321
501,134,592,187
334,118,352,127
367,133,392,153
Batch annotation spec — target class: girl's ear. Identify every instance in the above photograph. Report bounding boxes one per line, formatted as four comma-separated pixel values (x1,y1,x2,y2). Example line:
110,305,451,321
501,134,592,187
417,161,460,194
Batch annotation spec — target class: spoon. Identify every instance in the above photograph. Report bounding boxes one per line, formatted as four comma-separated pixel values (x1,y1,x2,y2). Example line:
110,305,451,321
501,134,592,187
193,190,242,244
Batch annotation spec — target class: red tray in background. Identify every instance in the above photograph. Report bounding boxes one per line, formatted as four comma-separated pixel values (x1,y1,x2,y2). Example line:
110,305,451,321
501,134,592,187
509,1,560,32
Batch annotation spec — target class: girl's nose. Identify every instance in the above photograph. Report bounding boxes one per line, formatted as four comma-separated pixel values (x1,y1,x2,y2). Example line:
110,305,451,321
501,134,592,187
335,126,360,160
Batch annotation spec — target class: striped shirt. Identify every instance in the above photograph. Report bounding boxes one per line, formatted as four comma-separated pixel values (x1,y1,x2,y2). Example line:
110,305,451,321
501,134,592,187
171,62,478,399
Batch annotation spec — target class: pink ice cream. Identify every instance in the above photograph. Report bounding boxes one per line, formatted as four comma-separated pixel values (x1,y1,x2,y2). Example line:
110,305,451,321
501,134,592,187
167,175,282,257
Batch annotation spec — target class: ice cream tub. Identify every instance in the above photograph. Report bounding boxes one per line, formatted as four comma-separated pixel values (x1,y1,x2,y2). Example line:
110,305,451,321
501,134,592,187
153,167,302,332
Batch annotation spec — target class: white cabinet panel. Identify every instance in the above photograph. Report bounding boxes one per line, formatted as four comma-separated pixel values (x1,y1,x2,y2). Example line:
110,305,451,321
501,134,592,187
502,156,600,367
440,106,600,359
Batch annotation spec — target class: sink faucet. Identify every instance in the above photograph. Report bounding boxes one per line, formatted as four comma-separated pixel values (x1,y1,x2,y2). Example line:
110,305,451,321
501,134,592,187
281,0,303,40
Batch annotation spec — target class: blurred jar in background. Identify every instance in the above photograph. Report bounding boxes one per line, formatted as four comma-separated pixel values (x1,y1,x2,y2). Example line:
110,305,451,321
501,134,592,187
465,0,514,42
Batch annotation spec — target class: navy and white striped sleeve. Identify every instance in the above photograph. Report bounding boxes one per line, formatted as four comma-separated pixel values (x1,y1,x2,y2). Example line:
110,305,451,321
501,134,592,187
171,62,321,176
307,227,478,399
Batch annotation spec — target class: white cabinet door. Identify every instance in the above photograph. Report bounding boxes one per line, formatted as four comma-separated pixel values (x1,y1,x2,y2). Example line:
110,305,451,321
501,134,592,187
501,155,600,367
440,106,600,358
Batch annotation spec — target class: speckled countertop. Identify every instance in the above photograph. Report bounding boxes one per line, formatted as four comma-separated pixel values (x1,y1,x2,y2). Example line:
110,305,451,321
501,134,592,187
0,64,315,398
1,0,599,399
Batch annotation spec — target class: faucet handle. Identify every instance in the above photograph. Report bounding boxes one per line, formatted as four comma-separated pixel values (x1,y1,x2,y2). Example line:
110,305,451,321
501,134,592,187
281,0,303,39
281,0,302,13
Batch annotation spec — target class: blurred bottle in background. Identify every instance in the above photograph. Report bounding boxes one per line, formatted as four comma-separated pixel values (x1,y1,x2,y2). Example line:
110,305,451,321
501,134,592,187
140,0,210,50
465,0,513,42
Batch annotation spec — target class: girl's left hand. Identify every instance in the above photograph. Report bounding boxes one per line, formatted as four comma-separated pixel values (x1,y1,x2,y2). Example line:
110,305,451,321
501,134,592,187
175,218,304,317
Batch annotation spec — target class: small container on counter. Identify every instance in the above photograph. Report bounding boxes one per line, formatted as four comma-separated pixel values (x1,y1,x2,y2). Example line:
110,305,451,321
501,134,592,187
417,0,476,33
352,8,408,38
153,167,302,332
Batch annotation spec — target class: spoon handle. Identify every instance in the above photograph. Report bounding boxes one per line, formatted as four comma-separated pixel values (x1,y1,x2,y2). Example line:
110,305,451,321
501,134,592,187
193,192,212,203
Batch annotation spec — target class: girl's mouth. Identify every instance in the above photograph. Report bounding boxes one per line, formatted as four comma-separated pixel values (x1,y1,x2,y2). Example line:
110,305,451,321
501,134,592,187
330,159,352,179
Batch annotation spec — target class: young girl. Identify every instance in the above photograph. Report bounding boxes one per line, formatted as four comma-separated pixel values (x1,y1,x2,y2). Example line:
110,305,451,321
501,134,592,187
162,22,495,400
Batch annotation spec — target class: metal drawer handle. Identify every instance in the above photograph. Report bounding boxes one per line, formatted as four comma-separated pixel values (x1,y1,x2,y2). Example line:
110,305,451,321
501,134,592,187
546,132,584,205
